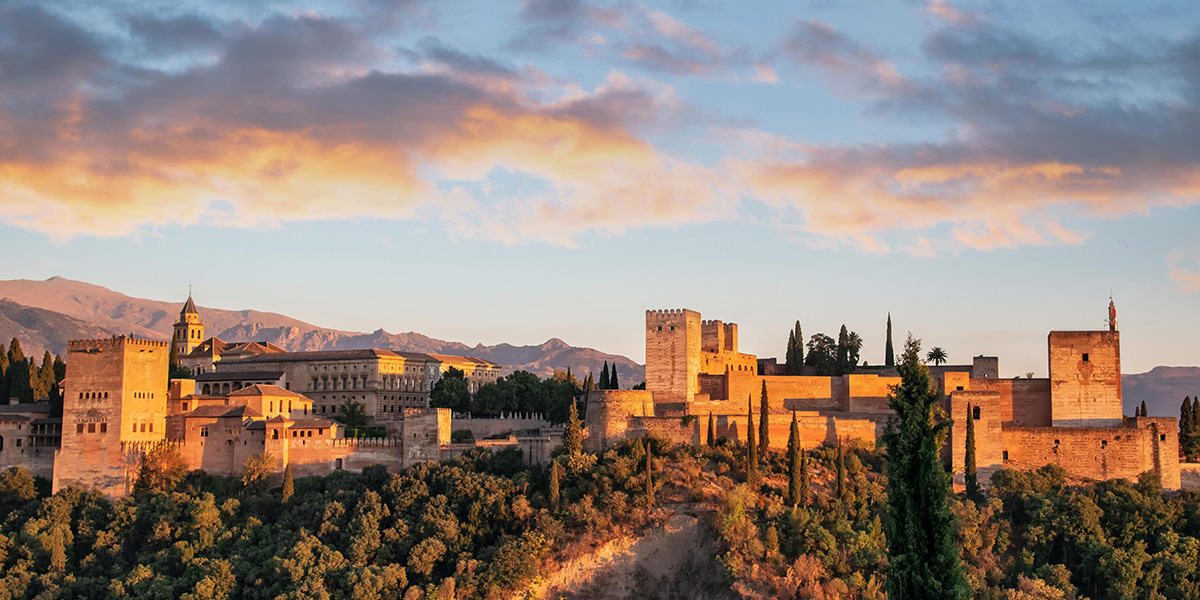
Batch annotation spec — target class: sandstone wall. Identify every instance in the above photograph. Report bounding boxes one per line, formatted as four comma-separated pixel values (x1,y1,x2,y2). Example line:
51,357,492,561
645,309,701,406
1049,331,1122,427
1001,419,1178,488
585,390,654,452
715,412,881,450
452,417,551,439
948,391,1005,486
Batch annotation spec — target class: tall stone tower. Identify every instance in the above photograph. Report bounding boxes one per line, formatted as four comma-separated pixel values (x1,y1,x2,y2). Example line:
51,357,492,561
1048,329,1122,428
172,294,205,360
645,309,701,407
54,337,170,497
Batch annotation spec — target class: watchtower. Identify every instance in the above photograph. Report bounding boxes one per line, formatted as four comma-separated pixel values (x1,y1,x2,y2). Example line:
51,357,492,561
1048,330,1122,427
54,336,170,496
645,309,701,407
172,294,205,359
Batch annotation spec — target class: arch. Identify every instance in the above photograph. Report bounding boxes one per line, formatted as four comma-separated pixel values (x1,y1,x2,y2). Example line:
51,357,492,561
272,430,279,440
202,384,211,394
0,434,4,451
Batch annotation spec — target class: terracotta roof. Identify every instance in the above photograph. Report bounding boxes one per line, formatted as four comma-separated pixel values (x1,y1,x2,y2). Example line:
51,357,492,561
221,405,261,418
0,402,53,414
245,421,266,430
291,418,336,429
183,405,237,418
266,415,290,423
227,384,309,399
0,414,30,422
183,337,229,359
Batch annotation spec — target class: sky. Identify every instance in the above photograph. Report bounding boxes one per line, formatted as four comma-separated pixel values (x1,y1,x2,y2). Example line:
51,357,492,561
1,0,1199,377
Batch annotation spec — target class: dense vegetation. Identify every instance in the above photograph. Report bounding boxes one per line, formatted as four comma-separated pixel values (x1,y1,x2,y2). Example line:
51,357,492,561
0,338,63,408
429,368,582,423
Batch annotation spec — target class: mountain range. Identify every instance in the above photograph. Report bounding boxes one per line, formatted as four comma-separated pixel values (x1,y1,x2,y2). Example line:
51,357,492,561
0,277,645,387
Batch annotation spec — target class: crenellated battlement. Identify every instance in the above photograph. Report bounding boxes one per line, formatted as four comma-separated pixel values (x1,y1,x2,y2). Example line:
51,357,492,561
646,308,695,322
69,336,169,353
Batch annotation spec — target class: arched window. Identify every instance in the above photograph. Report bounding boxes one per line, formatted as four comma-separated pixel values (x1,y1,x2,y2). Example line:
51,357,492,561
972,406,981,420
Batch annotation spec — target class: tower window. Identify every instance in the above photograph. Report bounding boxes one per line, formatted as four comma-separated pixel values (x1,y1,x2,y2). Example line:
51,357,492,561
1082,353,1089,362
1101,440,1107,448
87,423,95,433
972,406,981,420
77,424,84,434
1161,434,1167,441
1003,450,1009,460
100,423,107,434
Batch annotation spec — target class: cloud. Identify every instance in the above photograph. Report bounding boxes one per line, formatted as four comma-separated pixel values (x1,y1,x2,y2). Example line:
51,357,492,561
778,20,912,96
1168,251,1200,293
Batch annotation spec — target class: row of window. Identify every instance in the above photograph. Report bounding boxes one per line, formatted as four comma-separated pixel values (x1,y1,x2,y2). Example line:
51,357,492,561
75,423,107,434
79,391,108,400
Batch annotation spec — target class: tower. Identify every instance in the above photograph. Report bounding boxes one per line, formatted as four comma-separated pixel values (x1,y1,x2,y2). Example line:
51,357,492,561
54,336,170,496
172,294,205,361
645,309,701,407
1047,304,1122,428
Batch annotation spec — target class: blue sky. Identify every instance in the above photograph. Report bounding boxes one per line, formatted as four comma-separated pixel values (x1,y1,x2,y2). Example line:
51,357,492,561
1,0,1198,376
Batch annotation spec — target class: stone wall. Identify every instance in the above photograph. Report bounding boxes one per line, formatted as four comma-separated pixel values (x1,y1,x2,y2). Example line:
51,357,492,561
1001,418,1179,489
714,411,882,450
452,417,551,440
948,390,1005,486
584,390,654,452
645,309,701,406
1049,331,1122,427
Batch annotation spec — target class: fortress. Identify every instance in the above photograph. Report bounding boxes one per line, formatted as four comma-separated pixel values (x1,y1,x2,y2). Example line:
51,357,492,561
587,305,1181,489
0,298,556,497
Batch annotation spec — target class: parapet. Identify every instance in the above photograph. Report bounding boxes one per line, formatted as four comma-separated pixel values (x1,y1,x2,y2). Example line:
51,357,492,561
646,308,699,322
69,336,169,353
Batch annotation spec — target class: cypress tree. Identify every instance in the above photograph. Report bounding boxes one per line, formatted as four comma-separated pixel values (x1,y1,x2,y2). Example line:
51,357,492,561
549,459,561,510
707,412,715,447
1183,397,1197,462
964,403,980,502
599,362,610,390
759,380,770,451
884,314,895,368
1192,397,1200,461
37,352,55,401
646,444,654,505
836,440,847,503
786,329,797,374
746,394,758,484
0,342,7,403
282,464,294,503
882,335,969,600
610,364,619,389
787,321,804,375
1140,400,1148,417
799,432,811,507
562,401,583,457
5,339,31,403
787,411,801,507
836,325,849,376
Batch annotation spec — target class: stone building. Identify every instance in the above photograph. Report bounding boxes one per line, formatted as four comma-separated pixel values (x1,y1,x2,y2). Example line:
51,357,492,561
590,304,1181,489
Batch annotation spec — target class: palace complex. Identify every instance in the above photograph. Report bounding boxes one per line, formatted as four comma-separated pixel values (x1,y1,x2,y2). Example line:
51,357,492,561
586,303,1182,490
0,297,1186,497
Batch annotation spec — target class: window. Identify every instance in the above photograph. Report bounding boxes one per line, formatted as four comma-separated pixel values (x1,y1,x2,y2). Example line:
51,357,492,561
1161,434,1167,441
182,402,189,412
77,424,84,434
140,423,146,433
100,423,107,434
972,406,981,420
87,423,95,433
1054,439,1060,445
956,386,964,391
133,424,138,433
149,423,153,433
1003,450,1009,460
1082,353,1089,362
1101,440,1108,448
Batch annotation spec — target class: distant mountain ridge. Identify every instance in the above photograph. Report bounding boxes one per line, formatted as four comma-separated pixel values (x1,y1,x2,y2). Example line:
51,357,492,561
0,277,645,387
1124,366,1200,419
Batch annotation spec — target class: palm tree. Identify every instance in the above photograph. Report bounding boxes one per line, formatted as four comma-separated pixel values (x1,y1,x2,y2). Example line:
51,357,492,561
926,347,948,366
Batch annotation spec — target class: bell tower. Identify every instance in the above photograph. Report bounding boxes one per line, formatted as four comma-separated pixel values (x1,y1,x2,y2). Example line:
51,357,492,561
172,293,205,360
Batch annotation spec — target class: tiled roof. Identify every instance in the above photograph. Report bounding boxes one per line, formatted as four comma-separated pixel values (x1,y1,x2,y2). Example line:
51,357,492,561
183,337,228,359
227,384,308,399
0,414,30,422
245,421,266,430
221,405,262,418
0,402,53,415
194,371,285,382
291,418,336,429
226,349,422,363
183,405,237,418
181,295,199,317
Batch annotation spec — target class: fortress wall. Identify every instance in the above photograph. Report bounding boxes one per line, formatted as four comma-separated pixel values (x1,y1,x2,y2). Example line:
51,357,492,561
697,375,726,400
846,374,900,413
1134,416,1180,489
630,416,699,446
725,372,839,411
451,417,551,439
584,390,654,452
965,378,1052,426
716,412,881,449
1049,331,1122,427
948,391,1005,486
699,351,758,377
1002,426,1152,485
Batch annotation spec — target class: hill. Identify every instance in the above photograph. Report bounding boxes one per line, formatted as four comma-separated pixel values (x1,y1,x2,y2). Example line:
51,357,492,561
0,277,645,386
0,298,113,358
1124,366,1200,418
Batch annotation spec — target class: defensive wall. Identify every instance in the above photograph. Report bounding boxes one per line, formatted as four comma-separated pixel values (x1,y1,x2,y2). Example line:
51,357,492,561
584,390,655,452
1001,416,1179,489
1049,331,1122,428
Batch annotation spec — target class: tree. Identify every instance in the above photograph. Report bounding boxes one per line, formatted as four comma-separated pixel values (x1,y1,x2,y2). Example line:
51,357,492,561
610,364,619,389
1181,397,1198,462
35,351,55,400
787,411,803,507
707,412,715,447
645,444,654,505
1140,400,1148,417
337,400,369,429
845,331,863,374
926,347,948,366
804,333,837,376
549,459,561,510
134,444,188,494
882,334,969,599
282,464,294,503
599,362,610,390
562,401,583,457
836,439,847,503
836,325,850,376
242,452,276,492
746,394,758,484
885,313,895,368
965,403,981,502
759,380,770,451
5,338,31,403
430,367,470,413
786,321,805,375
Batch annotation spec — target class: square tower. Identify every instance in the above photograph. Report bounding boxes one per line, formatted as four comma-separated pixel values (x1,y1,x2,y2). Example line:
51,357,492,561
645,309,701,407
55,337,170,497
1048,331,1122,427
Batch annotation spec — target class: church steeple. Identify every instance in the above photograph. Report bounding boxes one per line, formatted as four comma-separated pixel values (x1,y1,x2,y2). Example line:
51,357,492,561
173,292,205,361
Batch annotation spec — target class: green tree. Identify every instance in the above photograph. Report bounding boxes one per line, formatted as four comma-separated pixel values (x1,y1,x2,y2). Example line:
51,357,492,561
599,362,610,390
836,440,847,503
1140,400,1148,417
5,338,32,403
282,464,294,503
787,411,803,507
926,346,948,366
882,334,969,599
241,452,276,492
549,459,561,511
134,444,188,494
337,400,369,430
786,321,805,375
965,402,981,502
746,394,758,484
1181,396,1198,461
836,325,850,376
645,444,654,505
707,412,715,447
562,401,582,457
759,380,770,451
429,367,470,413
610,363,619,389
35,351,55,400
805,333,837,376
885,313,895,368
